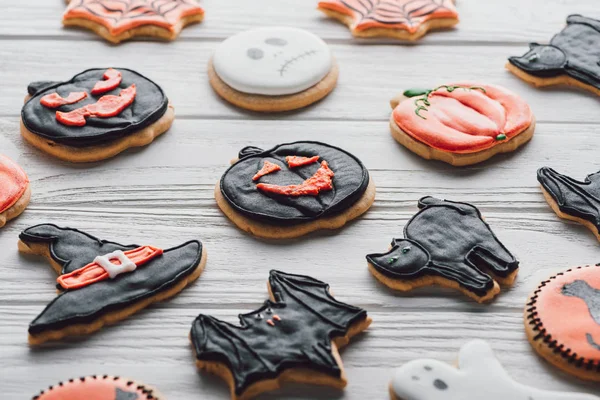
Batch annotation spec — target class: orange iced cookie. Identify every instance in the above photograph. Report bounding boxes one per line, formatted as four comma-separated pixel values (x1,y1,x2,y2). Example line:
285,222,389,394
389,83,535,166
0,154,30,228
33,375,163,399
63,0,205,44
318,0,458,41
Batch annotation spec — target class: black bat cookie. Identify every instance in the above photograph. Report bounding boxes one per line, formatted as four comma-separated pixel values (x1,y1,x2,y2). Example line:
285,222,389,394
508,15,600,93
22,68,168,147
538,167,600,240
366,197,519,302
190,270,371,399
20,224,205,344
219,141,370,224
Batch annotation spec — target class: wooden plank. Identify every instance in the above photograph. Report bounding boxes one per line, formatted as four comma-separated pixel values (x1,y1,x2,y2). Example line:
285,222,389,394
1,41,599,122
1,0,599,44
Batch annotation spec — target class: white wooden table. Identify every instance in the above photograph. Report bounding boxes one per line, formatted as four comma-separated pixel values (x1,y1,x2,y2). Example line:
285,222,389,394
2,0,600,398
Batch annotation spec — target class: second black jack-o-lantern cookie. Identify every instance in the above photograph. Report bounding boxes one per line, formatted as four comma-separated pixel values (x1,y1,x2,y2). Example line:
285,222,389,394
525,265,600,382
367,197,519,303
190,270,372,400
20,68,174,163
215,141,375,239
209,27,338,112
18,224,206,345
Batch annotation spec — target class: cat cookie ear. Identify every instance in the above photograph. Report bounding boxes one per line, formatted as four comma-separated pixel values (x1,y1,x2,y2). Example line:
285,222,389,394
567,14,600,33
458,340,506,376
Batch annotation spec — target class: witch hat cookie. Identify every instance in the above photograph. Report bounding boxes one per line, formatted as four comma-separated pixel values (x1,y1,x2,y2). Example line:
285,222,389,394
215,141,375,239
0,154,30,228
507,15,600,96
389,83,535,166
21,68,174,162
32,375,163,399
538,167,600,241
318,0,459,41
19,224,206,344
191,270,371,400
367,197,519,303
209,27,338,112
390,340,599,399
63,0,205,44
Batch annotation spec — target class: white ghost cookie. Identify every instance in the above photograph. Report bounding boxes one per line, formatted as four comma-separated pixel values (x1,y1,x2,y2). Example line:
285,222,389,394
208,27,339,112
390,340,599,400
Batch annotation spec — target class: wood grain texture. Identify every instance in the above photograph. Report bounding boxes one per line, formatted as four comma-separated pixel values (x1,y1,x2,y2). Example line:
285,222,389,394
2,0,600,398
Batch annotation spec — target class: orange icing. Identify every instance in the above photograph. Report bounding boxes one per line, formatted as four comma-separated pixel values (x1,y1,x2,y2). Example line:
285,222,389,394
535,266,600,362
40,92,88,108
318,0,458,34
392,83,533,153
257,161,334,196
35,376,151,400
0,155,28,214
63,0,204,36
252,161,281,181
286,155,319,168
91,68,122,95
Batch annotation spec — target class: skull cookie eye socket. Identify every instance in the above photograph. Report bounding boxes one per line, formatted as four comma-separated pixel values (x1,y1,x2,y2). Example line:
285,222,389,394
265,38,287,46
247,48,264,60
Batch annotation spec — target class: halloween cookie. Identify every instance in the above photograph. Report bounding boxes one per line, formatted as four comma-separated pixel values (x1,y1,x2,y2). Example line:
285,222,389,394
33,375,162,400
538,167,600,241
209,27,338,112
390,340,599,400
390,83,534,166
19,224,206,345
318,0,459,41
20,68,174,163
216,141,375,239
191,270,371,400
507,15,600,96
525,265,600,382
366,197,518,303
0,155,30,228
63,0,204,44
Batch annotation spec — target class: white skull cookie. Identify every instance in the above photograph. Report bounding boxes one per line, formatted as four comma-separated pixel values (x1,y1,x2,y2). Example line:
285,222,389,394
212,27,333,96
391,340,599,400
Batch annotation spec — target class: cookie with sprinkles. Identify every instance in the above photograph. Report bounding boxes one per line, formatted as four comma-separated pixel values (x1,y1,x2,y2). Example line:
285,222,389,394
525,265,600,382
63,0,204,44
317,0,459,41
33,375,162,399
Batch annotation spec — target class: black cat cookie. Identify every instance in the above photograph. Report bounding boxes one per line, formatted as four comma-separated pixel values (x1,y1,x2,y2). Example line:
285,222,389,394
19,224,206,345
538,167,600,241
366,197,519,303
190,270,372,399
216,141,376,239
507,15,600,96
33,375,162,400
20,68,174,162
525,265,600,382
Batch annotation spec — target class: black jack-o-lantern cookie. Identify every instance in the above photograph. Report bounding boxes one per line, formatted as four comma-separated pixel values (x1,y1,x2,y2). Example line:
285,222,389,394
20,68,174,163
367,197,519,303
209,27,338,112
507,15,600,96
525,265,600,382
215,141,376,239
33,375,163,400
19,224,206,345
63,0,205,44
0,154,31,228
190,270,372,400
538,167,600,242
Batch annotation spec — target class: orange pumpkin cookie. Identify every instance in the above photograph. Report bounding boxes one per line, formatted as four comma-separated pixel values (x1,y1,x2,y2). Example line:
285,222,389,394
0,154,30,228
317,0,459,41
33,375,163,399
390,83,535,166
63,0,204,44
525,265,600,382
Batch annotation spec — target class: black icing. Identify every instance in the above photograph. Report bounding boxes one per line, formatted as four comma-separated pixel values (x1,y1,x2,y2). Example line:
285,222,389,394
21,68,169,147
115,388,138,400
190,270,368,396
508,15,600,89
366,197,518,297
20,224,202,335
562,280,600,325
220,141,370,224
537,167,600,233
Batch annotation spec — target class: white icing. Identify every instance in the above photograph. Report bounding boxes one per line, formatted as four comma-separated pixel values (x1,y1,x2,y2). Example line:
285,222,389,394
391,340,599,400
212,27,332,96
94,250,137,279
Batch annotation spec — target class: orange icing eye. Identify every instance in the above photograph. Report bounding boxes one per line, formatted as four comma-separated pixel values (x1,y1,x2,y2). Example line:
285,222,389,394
252,161,282,181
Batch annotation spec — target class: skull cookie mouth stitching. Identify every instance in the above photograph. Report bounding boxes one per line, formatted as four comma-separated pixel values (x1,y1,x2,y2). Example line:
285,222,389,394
278,50,319,77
